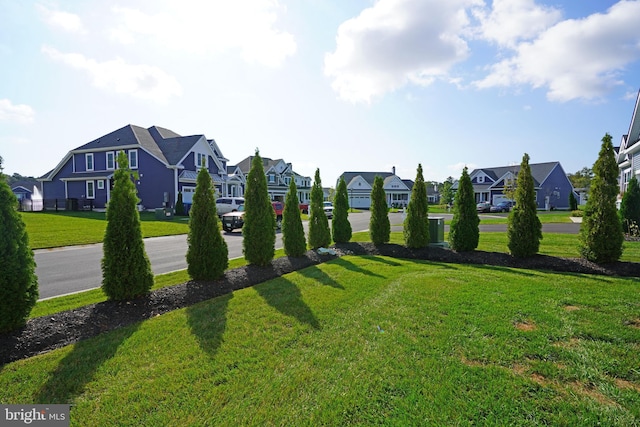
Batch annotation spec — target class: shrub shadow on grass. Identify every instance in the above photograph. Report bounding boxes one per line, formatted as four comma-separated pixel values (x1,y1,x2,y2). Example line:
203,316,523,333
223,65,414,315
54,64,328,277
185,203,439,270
298,264,344,289
255,277,320,330
330,257,386,278
36,319,140,403
186,293,232,358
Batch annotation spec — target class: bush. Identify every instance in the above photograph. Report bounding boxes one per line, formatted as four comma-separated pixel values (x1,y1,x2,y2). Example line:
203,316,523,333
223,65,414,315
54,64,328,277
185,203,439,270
0,158,38,332
370,175,390,245
101,152,154,300
619,175,640,234
403,164,429,248
282,179,307,256
242,150,276,266
186,167,228,280
579,133,623,263
507,153,542,258
175,191,185,216
332,177,352,243
568,191,578,211
571,210,583,217
308,169,331,249
448,166,479,252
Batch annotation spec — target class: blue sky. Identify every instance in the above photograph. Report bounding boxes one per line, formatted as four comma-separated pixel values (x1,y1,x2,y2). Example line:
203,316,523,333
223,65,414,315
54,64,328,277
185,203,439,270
1,0,639,186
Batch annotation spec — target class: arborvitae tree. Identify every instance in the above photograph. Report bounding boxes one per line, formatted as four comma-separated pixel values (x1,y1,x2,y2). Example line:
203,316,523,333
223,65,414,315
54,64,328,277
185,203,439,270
101,151,154,300
0,156,38,332
332,176,352,243
187,167,228,280
448,167,480,252
243,150,276,266
282,179,307,256
568,191,578,211
175,191,185,216
308,168,331,249
370,175,390,245
580,133,623,263
620,175,640,234
403,163,429,248
507,153,542,257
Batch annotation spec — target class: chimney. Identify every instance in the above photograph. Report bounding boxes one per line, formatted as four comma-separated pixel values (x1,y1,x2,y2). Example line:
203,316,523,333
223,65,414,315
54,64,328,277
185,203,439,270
392,166,396,175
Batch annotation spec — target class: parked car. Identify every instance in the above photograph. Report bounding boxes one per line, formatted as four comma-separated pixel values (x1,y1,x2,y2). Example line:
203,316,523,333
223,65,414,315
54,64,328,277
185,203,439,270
323,201,333,219
221,202,284,232
490,201,514,213
476,202,491,213
216,197,244,216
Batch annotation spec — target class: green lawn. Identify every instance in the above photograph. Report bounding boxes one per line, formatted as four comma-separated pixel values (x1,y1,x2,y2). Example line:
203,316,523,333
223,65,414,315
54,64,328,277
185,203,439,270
21,211,190,249
2,256,639,425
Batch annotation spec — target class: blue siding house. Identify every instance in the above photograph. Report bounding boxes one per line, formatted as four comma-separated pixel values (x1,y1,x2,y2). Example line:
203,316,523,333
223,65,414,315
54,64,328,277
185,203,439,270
465,161,575,210
39,124,231,210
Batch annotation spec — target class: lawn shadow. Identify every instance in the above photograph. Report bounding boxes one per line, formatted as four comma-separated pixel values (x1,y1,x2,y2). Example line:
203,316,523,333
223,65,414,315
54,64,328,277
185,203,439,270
35,319,140,403
330,257,386,278
298,264,344,289
186,292,233,358
255,277,320,330
363,255,403,267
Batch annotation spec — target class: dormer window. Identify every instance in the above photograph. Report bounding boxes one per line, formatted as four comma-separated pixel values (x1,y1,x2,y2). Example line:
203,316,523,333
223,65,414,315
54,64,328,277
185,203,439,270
478,175,484,183
196,153,207,169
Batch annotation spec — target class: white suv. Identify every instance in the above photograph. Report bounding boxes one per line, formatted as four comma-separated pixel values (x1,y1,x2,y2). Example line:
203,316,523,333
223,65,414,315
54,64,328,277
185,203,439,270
216,197,245,216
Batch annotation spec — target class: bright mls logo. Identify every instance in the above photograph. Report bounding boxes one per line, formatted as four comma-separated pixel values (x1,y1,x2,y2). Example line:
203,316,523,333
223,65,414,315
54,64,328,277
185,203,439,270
1,405,69,426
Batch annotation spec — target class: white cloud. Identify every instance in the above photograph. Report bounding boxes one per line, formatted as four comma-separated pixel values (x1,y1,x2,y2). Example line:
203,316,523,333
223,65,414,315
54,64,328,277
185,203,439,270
475,1,640,102
0,99,35,124
324,0,481,103
109,0,296,68
473,0,561,48
37,4,85,33
42,46,182,103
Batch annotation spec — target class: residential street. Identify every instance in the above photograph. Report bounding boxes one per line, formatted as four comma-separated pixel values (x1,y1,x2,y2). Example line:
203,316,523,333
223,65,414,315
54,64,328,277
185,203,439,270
34,212,580,300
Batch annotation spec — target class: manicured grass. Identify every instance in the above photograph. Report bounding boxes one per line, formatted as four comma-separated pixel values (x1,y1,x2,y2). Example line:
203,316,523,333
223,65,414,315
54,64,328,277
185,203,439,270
21,211,190,249
2,256,639,425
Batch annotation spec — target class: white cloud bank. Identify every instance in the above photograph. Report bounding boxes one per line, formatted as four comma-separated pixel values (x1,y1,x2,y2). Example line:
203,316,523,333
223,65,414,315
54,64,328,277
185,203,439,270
326,0,640,103
42,46,183,104
0,99,35,124
475,0,640,102
37,4,85,33
324,0,480,103
109,0,296,68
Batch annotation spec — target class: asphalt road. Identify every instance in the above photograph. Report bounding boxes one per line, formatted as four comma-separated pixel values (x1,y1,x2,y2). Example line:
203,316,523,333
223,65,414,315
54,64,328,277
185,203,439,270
34,212,579,300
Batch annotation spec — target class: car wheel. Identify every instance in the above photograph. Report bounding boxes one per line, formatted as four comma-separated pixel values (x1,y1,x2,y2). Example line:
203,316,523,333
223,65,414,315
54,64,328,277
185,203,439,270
223,226,232,232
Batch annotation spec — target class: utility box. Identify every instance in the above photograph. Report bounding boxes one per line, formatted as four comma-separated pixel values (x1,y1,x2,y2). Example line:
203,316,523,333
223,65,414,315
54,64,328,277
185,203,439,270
429,217,445,244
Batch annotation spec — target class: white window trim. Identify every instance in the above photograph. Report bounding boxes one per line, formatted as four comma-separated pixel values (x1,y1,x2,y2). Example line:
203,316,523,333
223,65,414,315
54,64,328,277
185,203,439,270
106,151,115,170
86,153,94,171
129,149,138,169
97,180,104,190
86,180,95,199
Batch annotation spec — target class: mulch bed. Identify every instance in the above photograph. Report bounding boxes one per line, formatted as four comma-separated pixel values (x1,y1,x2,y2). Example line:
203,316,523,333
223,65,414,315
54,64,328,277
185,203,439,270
1,242,638,366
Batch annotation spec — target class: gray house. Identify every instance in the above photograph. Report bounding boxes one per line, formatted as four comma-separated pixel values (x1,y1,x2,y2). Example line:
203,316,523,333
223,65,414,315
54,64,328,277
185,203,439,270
462,162,575,210
617,90,640,194
338,168,412,209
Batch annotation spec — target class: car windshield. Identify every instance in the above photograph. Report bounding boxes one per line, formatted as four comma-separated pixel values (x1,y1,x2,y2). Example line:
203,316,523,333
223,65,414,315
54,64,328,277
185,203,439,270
237,204,245,211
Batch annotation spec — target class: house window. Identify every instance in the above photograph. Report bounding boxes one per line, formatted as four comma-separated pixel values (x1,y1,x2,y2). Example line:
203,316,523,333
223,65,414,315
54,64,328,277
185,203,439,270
478,176,484,183
86,153,94,171
106,152,115,170
196,153,207,168
269,174,275,183
86,181,95,199
97,180,104,190
128,150,138,169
